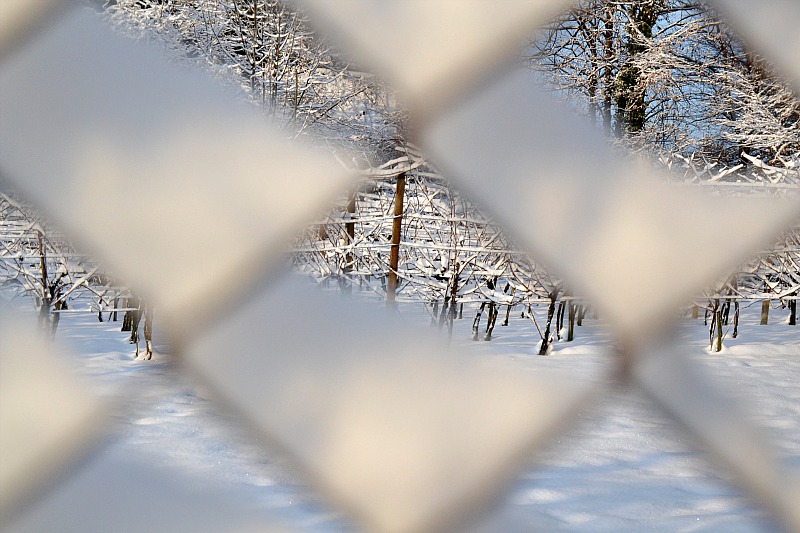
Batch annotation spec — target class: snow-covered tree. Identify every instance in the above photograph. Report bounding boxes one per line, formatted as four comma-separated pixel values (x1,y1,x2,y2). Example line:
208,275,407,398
662,152,800,347
0,192,131,337
292,144,575,347
99,0,798,350
103,0,401,146
532,0,799,164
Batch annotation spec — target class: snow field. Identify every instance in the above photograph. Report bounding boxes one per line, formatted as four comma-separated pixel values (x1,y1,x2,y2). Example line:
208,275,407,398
8,294,798,532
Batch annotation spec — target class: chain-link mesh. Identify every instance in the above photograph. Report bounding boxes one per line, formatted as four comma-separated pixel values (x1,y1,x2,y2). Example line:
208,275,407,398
1,1,799,532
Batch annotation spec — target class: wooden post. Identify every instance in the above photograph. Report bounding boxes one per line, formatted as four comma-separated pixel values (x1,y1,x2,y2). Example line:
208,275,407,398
386,172,405,305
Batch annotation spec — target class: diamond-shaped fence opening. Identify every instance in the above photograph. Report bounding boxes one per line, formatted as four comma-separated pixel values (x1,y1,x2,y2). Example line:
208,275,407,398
1,1,799,532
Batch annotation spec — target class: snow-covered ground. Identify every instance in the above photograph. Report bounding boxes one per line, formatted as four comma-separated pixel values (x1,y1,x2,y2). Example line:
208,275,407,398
5,293,799,532
451,301,800,532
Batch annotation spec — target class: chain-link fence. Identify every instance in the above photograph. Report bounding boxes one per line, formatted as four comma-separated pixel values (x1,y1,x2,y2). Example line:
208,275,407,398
1,1,799,532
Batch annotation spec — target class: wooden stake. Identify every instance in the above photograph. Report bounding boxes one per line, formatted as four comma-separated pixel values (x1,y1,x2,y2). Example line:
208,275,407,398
386,172,406,305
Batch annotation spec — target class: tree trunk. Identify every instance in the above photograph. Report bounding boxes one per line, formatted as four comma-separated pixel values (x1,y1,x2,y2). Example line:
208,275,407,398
128,297,142,354
502,285,515,326
708,304,715,347
448,265,459,339
143,307,154,360
708,299,724,352
472,302,486,341
344,192,356,292
50,300,66,338
790,297,797,326
502,302,513,327
438,297,450,330
601,8,614,136
616,3,659,134
760,300,769,325
722,289,732,325
484,302,497,341
36,231,50,330
386,173,406,306
538,291,558,355
577,304,586,326
567,301,576,342
555,300,565,340
121,297,132,332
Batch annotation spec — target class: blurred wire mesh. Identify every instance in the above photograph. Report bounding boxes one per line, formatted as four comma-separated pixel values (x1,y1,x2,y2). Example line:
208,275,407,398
0,1,799,532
